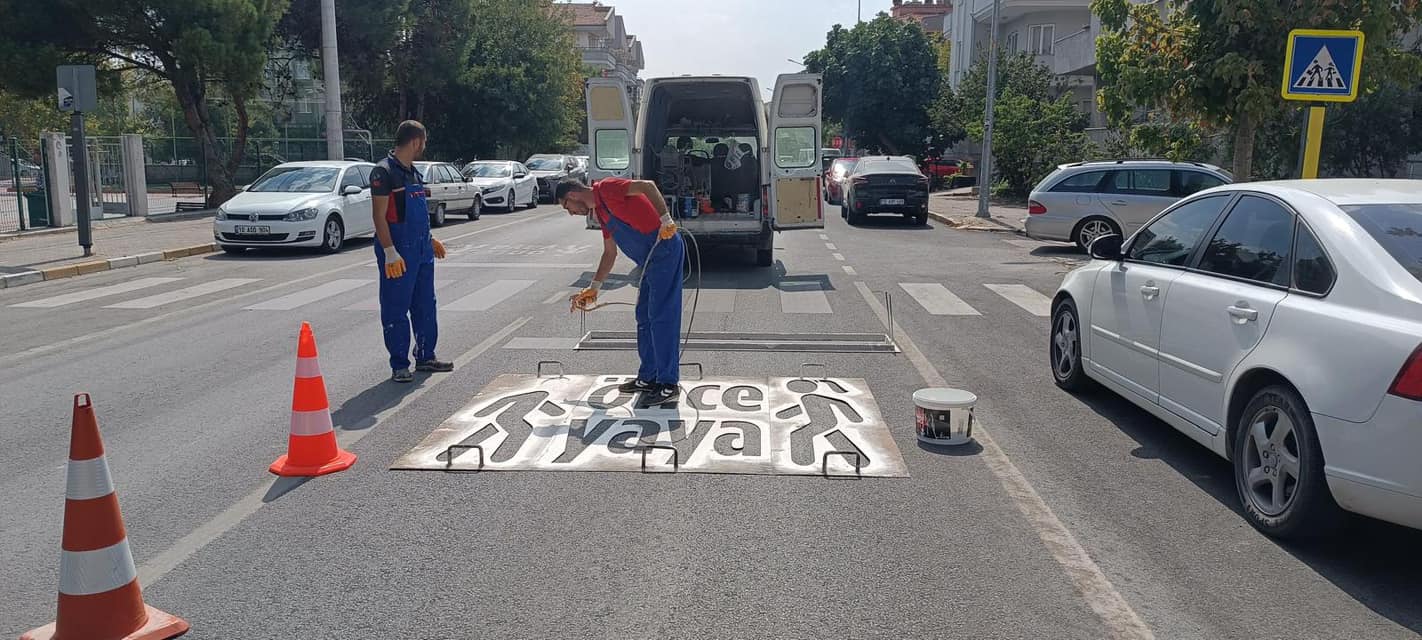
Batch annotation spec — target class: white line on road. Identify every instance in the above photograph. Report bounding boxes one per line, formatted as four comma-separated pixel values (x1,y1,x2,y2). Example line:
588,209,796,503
832,253,845,261
442,279,537,311
825,242,838,250
437,262,590,269
504,337,580,349
899,283,981,316
842,265,857,275
0,212,558,366
104,278,262,309
243,279,368,311
542,290,573,305
779,280,832,314
985,284,1052,317
342,280,454,311
136,317,531,587
818,234,828,240
853,282,1152,640
11,277,184,308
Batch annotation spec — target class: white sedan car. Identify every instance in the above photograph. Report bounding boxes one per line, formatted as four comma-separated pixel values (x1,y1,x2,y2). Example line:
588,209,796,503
463,160,538,212
215,161,376,253
1050,179,1422,537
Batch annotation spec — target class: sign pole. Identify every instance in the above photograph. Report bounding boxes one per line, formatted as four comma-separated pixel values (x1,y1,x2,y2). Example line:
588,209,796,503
1300,106,1326,179
58,64,97,255
71,112,92,255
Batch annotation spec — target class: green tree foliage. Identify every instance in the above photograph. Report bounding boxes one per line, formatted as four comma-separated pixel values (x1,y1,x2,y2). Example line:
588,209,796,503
803,15,939,155
1094,0,1422,180
935,52,1089,196
0,0,289,204
285,0,583,161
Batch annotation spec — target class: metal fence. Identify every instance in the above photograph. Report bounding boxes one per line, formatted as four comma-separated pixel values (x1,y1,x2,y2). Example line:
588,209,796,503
1,139,44,233
143,136,395,192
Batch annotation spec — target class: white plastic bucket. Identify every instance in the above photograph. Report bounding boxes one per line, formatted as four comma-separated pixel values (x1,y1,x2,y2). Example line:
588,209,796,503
913,388,976,446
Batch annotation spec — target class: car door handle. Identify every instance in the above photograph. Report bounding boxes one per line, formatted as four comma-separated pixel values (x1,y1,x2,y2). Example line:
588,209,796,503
1109,200,1130,206
1227,305,1259,322
1140,285,1160,300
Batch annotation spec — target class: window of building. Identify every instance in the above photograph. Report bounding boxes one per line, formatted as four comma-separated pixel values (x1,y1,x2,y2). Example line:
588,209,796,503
1028,24,1056,55
297,100,312,114
293,60,310,80
1005,31,1019,52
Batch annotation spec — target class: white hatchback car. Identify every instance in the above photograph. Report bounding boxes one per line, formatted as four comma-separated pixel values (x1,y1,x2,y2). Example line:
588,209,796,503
215,161,376,253
1050,180,1422,537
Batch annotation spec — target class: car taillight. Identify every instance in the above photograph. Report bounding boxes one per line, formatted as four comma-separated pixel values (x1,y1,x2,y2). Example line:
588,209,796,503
1028,200,1047,215
1388,345,1422,401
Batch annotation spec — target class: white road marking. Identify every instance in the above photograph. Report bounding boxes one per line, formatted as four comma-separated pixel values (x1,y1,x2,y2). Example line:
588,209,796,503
0,211,558,366
842,265,857,275
437,262,589,269
853,282,1152,640
899,283,981,316
825,242,839,250
342,280,454,311
985,284,1052,317
442,279,537,311
832,253,846,261
542,290,574,305
692,288,736,313
104,278,262,309
779,280,832,314
818,234,829,240
136,317,531,587
243,279,368,311
503,337,580,349
11,277,183,308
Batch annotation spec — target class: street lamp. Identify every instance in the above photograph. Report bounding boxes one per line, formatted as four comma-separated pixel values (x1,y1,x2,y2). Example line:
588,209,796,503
976,0,1001,219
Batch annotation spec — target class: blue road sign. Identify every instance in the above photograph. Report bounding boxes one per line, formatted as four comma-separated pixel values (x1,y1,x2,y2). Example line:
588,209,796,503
1282,29,1364,102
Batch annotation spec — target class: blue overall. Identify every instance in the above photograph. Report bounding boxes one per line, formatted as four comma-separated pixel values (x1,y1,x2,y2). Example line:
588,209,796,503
374,165,437,372
599,198,684,385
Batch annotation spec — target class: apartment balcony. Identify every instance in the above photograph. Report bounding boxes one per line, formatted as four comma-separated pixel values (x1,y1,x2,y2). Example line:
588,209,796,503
578,46,616,70
1044,24,1094,76
968,0,1090,22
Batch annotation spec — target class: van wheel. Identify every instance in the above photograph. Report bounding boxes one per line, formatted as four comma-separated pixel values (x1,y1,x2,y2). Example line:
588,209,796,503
1232,386,1346,539
755,248,773,267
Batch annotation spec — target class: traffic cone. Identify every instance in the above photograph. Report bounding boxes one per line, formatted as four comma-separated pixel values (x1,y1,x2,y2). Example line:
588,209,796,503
269,322,356,476
21,393,190,640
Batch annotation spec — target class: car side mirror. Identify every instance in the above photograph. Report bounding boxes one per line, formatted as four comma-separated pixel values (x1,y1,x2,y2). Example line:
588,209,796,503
1088,234,1125,261
342,185,362,196
514,172,527,179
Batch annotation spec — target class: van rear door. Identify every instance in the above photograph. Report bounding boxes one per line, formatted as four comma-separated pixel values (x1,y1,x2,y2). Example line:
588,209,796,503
768,73,824,230
586,78,635,182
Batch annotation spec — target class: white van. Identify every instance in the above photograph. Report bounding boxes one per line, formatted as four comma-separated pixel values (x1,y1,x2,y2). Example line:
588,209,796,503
584,74,826,266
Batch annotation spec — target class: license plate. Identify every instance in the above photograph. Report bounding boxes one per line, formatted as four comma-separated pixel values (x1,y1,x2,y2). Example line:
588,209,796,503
880,198,906,206
234,225,270,234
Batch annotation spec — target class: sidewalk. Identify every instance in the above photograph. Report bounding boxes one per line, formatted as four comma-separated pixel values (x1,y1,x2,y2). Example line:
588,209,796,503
928,192,1027,233
0,212,218,288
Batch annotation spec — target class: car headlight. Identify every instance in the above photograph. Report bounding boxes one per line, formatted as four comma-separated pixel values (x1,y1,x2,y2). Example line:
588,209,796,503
215,207,228,221
284,207,319,222
482,185,502,194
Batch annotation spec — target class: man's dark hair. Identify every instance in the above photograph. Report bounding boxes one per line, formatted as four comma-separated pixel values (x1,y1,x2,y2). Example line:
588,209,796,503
554,178,590,203
395,120,427,147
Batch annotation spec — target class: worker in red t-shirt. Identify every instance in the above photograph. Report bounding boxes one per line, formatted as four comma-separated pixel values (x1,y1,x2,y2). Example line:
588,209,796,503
556,177,683,403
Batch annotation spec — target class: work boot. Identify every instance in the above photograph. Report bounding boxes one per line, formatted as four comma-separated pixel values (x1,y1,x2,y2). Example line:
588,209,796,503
416,359,455,373
646,383,680,404
392,368,414,383
618,378,656,394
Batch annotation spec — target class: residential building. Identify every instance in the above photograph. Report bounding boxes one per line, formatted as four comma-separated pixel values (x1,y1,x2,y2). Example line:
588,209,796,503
946,0,1103,127
559,2,646,102
890,0,953,34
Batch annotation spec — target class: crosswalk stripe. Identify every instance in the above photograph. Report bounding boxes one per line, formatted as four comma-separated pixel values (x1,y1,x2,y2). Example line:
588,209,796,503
779,280,832,314
243,279,368,311
832,253,845,261
842,265,857,275
11,277,184,308
542,290,573,305
825,242,839,250
104,278,261,309
437,262,589,269
442,279,537,312
899,283,981,316
342,280,455,310
985,284,1052,316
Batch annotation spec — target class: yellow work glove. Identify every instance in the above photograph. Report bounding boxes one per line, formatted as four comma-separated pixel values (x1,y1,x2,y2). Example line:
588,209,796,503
658,214,678,241
569,284,600,312
382,246,406,279
432,238,447,259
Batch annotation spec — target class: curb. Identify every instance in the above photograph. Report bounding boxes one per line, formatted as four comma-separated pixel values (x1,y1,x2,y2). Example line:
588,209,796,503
0,242,218,290
928,210,1024,234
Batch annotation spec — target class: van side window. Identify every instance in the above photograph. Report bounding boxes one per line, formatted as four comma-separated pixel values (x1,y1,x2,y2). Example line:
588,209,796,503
1174,170,1226,197
1293,223,1335,294
775,127,816,168
595,130,630,170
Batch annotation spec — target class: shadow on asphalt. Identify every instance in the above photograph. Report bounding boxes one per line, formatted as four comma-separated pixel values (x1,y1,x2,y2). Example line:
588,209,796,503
1072,387,1422,633
262,476,311,503
916,440,985,457
846,216,936,231
1031,245,1084,258
331,377,425,432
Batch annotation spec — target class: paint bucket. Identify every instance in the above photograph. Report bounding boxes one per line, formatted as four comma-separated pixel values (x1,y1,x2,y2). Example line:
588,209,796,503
681,195,697,219
913,388,976,446
736,193,751,213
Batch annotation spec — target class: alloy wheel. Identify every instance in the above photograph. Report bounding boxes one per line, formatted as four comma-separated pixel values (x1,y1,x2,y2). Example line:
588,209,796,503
1242,407,1302,517
1078,219,1115,249
1052,310,1078,379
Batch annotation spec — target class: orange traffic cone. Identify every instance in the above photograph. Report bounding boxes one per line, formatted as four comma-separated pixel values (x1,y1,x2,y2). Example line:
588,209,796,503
269,322,356,476
22,394,190,640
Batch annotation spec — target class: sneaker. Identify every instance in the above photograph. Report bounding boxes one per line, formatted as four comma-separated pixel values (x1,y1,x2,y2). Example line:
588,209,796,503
646,383,680,404
416,359,454,372
618,378,656,393
392,368,414,383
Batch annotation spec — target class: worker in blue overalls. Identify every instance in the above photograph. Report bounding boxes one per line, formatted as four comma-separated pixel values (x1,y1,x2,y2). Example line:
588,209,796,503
369,120,452,383
557,177,683,404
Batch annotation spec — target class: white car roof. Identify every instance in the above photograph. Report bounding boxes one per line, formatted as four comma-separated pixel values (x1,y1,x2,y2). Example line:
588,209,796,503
275,160,372,169
1240,179,1422,206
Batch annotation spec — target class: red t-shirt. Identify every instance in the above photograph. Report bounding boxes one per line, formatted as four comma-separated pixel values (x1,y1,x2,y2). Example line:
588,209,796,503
593,178,661,239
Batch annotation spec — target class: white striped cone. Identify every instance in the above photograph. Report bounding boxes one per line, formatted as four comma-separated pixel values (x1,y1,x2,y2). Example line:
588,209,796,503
269,322,356,476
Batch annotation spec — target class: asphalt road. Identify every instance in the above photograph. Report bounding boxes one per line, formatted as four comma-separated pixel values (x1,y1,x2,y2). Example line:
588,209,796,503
1,201,1418,639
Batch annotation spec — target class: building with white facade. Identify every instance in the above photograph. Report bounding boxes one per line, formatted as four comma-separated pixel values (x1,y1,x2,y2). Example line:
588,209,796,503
560,2,645,102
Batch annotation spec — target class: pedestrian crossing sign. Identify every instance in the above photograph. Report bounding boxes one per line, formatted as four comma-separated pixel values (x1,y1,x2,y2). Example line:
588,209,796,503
1282,29,1364,102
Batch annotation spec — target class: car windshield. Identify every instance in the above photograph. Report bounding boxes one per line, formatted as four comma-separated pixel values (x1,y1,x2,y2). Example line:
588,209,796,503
247,167,339,193
526,158,562,170
856,159,918,175
1341,203,1422,283
832,159,859,176
466,164,511,178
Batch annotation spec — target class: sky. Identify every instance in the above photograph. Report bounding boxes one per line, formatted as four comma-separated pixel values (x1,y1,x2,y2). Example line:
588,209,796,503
574,0,903,98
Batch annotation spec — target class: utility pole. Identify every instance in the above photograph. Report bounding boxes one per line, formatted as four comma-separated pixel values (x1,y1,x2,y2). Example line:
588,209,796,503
858,0,862,23
976,0,1001,219
320,0,345,161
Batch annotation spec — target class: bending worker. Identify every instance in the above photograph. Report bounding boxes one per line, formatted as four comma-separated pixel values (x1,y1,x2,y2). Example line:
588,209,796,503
557,177,683,403
368,120,453,383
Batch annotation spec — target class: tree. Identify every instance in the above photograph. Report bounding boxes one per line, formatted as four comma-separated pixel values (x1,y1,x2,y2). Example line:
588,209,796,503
803,15,940,155
1094,0,1422,180
0,0,289,204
